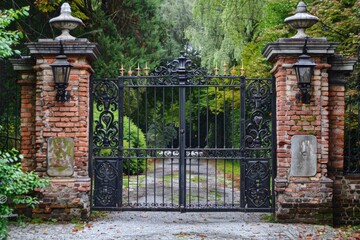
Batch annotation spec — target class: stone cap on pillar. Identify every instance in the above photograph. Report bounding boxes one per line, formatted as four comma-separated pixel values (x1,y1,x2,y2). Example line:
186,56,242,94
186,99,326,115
9,56,35,72
328,54,357,85
262,38,339,63
26,38,100,62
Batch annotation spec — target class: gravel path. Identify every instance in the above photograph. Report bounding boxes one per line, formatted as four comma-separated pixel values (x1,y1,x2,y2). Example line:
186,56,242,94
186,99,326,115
8,211,341,240
123,157,240,208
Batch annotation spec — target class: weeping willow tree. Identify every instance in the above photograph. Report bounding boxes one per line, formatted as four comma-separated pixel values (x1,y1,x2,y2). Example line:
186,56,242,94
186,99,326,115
186,0,265,73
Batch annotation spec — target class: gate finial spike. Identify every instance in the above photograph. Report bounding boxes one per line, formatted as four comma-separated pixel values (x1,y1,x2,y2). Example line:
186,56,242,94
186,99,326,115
136,63,141,76
128,67,133,76
230,66,236,76
223,62,228,76
119,64,125,76
240,62,245,77
214,63,219,75
144,62,150,76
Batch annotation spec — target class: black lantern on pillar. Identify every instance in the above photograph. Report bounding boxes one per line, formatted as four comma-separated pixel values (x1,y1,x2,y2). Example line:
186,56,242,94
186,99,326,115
294,38,316,104
50,41,73,102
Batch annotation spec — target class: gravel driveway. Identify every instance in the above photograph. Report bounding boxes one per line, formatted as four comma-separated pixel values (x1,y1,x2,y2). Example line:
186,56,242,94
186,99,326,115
8,211,341,240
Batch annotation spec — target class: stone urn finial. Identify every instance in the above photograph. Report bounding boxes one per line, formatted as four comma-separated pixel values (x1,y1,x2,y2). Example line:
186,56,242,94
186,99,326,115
284,1,319,38
49,2,83,40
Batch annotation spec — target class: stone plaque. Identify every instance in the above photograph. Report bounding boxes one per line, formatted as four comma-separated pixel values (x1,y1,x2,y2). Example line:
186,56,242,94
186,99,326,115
47,137,74,177
290,135,317,177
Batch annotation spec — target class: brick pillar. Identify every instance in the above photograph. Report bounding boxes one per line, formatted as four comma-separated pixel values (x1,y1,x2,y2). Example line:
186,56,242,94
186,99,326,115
12,39,99,220
327,55,357,225
263,38,341,224
10,57,36,171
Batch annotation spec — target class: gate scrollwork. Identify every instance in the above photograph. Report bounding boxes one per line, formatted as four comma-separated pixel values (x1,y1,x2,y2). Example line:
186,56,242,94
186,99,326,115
93,80,119,155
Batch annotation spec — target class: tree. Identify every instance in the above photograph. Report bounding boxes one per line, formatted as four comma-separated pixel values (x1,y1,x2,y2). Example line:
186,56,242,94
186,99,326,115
307,0,360,58
0,6,29,59
186,0,264,70
158,0,195,56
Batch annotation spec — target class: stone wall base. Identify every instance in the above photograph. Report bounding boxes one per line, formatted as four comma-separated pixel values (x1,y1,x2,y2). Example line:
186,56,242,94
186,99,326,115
334,175,360,226
18,178,91,221
275,177,333,225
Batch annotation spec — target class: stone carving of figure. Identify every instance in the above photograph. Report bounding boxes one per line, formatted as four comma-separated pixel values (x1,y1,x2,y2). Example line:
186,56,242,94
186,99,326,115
300,139,311,160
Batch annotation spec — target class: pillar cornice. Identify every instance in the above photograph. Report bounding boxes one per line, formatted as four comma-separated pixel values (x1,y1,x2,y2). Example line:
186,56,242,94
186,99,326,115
262,38,339,63
26,38,100,62
328,54,356,85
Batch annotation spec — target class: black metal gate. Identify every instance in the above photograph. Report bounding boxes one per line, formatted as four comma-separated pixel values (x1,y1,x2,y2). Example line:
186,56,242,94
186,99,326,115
90,53,276,212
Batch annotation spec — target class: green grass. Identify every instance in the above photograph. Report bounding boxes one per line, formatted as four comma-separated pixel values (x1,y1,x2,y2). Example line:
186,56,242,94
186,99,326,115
260,213,278,223
122,175,146,188
163,174,179,183
190,175,207,183
214,159,241,176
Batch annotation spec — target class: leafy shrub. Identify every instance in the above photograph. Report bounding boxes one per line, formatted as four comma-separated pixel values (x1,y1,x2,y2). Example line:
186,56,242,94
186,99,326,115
122,140,146,175
0,149,48,239
93,106,147,175
123,117,147,175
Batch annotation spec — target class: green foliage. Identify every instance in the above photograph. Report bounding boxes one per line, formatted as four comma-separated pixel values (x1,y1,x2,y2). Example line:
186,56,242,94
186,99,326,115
0,148,48,239
85,0,167,77
122,116,147,175
307,0,360,58
147,123,177,148
186,0,265,69
0,6,29,58
158,0,195,55
0,60,21,151
123,116,147,149
93,104,147,175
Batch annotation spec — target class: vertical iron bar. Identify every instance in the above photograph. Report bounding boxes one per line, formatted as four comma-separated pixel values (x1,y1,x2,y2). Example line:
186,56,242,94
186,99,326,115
197,86,201,206
178,53,189,212
145,82,148,205
232,86,235,147
198,86,201,148
214,86,218,206
153,87,157,205
189,88,192,148
215,87,218,148
88,77,94,207
171,86,174,206
179,84,186,211
126,83,131,206
189,87,192,205
119,77,125,208
271,76,277,211
162,87,165,205
231,85,235,206
240,75,246,208
222,83,226,206
206,86,209,205
223,84,226,148
136,86,140,205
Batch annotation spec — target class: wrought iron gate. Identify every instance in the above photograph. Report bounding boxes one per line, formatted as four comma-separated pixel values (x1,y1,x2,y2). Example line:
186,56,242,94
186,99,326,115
90,53,275,212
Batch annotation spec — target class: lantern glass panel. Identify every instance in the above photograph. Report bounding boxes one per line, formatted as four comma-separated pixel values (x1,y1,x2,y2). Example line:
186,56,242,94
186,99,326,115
295,66,312,83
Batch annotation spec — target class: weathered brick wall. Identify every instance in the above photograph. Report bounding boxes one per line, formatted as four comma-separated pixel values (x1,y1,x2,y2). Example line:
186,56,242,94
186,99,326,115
328,84,345,171
33,178,91,220
28,53,93,219
273,57,334,224
333,176,360,225
328,80,360,226
19,73,37,172
32,55,91,177
12,40,98,220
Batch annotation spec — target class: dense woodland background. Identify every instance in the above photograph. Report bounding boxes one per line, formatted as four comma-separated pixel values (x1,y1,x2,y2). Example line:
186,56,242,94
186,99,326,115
0,1,359,237
0,0,359,147
0,0,359,77
0,0,358,150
